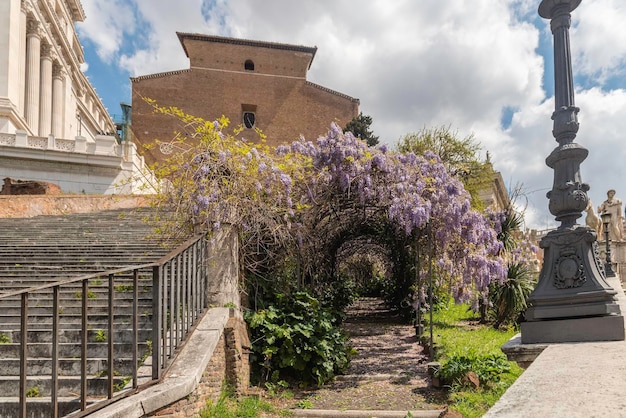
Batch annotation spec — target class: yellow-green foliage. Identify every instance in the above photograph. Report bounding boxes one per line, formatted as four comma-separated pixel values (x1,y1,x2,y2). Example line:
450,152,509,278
144,101,309,245
397,126,494,210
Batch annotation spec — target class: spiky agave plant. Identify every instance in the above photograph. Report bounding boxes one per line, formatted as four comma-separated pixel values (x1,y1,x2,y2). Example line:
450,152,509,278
489,261,535,328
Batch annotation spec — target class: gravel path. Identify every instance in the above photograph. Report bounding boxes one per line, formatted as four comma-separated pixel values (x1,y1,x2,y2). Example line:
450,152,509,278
265,298,448,415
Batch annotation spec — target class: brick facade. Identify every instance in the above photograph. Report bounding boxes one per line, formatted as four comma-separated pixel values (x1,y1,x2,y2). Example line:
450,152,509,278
131,33,359,165
149,315,250,418
224,316,251,397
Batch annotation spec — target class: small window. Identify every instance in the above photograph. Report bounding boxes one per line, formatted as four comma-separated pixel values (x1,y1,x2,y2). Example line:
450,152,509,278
243,112,256,129
244,60,255,71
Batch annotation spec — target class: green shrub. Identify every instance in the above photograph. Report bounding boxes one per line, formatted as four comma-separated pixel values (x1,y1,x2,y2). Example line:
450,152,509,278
489,262,535,328
436,353,511,388
0,333,11,344
246,291,353,386
26,386,41,398
315,275,358,323
94,330,107,343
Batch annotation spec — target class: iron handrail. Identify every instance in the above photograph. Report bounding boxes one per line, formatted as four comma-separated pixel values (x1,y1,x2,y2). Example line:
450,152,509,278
0,233,208,418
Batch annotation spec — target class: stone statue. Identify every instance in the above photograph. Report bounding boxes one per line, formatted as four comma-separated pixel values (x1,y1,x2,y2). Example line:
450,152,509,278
584,199,601,236
597,189,623,241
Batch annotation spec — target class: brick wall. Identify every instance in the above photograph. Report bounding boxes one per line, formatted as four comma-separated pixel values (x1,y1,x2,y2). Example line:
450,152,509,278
131,36,359,166
149,314,250,417
225,315,251,397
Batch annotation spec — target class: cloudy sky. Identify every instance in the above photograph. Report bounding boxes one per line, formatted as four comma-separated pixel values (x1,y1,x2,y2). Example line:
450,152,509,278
75,0,626,231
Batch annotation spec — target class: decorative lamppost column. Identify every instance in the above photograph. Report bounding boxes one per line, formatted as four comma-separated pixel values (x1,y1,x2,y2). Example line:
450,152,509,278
600,212,616,277
521,0,624,343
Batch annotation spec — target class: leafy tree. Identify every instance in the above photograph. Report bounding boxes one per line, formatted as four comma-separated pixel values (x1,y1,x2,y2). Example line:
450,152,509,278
343,112,379,146
397,126,495,210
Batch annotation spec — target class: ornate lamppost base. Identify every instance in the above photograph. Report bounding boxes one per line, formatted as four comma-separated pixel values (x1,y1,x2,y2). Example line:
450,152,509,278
521,226,624,343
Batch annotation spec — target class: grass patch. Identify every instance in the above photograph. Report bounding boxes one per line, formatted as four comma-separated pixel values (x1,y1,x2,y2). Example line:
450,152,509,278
74,290,97,299
94,330,107,343
199,385,287,417
114,284,134,293
26,386,41,398
426,299,523,418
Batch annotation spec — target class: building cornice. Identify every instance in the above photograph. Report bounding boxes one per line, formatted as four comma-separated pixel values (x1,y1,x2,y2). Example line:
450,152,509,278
176,32,317,68
131,69,192,82
66,0,86,22
0,144,123,169
305,81,360,104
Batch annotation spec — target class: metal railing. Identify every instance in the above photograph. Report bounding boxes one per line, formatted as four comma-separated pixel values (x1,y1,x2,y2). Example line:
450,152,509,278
0,234,208,418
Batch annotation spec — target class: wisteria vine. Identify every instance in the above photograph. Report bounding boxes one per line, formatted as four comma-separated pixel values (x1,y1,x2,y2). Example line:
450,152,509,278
150,107,507,309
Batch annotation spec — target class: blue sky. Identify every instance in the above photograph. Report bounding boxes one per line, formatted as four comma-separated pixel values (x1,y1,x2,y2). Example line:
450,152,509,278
76,0,626,230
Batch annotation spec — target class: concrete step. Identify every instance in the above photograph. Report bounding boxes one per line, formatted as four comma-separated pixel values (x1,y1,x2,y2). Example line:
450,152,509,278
0,305,153,317
0,396,100,418
0,375,137,397
0,282,154,294
0,357,137,376
0,342,150,358
3,329,153,344
0,313,152,326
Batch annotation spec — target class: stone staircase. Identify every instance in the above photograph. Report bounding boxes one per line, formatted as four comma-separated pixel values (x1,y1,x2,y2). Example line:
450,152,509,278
0,209,176,417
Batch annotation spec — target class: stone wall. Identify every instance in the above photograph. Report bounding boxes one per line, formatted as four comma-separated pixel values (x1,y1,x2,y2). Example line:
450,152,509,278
206,226,241,309
149,314,250,418
0,194,151,218
1,177,61,195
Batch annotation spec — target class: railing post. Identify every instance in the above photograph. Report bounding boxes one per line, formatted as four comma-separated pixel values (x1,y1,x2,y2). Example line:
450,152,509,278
19,292,28,418
52,286,60,418
132,269,139,389
107,273,114,399
175,256,181,346
81,280,88,411
182,251,188,335
169,260,175,360
192,240,198,319
152,265,162,380
185,246,189,326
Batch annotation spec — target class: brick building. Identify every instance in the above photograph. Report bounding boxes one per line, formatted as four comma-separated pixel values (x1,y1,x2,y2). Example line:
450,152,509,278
131,33,360,164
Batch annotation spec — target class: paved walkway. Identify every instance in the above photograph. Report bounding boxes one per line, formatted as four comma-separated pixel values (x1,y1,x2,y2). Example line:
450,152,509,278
485,275,626,417
286,298,446,417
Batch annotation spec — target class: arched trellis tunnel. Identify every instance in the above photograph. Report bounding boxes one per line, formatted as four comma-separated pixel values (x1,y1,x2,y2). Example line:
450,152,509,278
145,109,506,319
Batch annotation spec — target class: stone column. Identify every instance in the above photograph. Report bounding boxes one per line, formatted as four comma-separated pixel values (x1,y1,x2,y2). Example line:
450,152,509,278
18,1,27,115
25,18,40,134
521,0,624,344
38,43,53,137
51,63,64,138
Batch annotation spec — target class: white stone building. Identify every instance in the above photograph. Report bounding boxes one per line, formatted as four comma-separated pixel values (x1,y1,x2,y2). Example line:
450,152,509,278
0,0,154,194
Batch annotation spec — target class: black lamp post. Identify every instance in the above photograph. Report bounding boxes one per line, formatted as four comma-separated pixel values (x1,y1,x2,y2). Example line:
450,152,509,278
601,212,616,277
521,0,624,344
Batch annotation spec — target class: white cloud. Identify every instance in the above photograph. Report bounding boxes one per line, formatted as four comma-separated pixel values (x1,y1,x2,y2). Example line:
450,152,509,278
573,0,626,84
118,0,212,76
76,0,136,62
